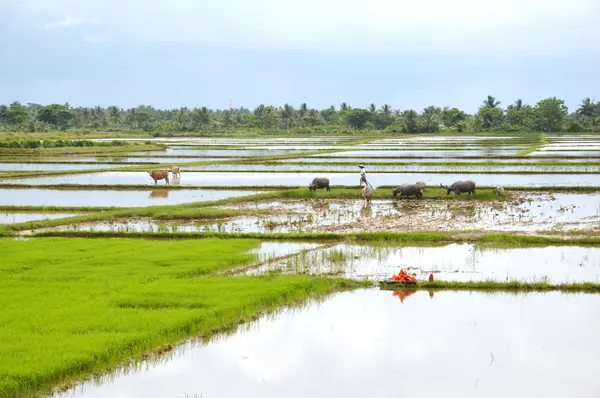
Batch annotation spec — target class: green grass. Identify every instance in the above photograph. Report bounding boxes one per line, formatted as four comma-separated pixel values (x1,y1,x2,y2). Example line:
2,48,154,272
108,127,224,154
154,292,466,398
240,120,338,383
0,237,368,397
29,230,600,246
379,279,600,292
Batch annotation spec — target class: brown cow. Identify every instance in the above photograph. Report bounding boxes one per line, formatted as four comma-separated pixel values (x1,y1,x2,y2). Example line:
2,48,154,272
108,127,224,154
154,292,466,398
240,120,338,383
147,170,169,185
171,166,180,177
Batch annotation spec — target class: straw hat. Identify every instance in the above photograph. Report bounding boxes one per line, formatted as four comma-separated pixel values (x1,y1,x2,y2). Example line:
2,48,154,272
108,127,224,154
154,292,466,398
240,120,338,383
358,164,365,168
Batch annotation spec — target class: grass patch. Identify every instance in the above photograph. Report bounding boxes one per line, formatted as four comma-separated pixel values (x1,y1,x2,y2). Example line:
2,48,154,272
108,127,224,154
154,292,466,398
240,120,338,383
379,279,600,292
29,230,600,246
0,237,369,396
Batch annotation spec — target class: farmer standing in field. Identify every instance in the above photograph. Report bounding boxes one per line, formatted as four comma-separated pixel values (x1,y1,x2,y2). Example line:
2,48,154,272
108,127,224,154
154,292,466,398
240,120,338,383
359,164,372,188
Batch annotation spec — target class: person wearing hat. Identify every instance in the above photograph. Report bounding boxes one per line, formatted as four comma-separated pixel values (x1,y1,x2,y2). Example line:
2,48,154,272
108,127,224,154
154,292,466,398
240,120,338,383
359,164,371,187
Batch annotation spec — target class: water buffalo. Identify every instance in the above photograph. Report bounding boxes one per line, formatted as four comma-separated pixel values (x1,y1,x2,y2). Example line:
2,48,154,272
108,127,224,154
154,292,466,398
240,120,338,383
148,170,170,185
440,180,476,196
415,181,426,191
362,186,373,203
392,184,423,199
492,186,505,196
309,177,330,191
171,166,180,177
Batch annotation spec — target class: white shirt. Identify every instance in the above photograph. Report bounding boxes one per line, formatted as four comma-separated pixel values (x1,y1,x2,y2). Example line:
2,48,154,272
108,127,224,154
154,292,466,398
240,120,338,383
360,169,366,177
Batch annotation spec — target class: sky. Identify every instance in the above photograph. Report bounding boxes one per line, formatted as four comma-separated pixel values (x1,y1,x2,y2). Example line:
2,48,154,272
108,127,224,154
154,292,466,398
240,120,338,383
1,0,599,113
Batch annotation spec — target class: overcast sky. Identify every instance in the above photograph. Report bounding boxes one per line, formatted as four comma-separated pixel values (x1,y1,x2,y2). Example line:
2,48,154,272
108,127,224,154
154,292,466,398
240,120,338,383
1,0,599,112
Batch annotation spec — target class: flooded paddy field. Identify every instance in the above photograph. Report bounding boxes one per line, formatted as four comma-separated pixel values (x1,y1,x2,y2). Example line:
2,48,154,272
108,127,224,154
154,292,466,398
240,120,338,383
220,192,600,234
6,171,600,187
529,150,600,157
47,192,600,235
248,242,600,283
0,163,122,171
127,148,322,157
0,188,259,207
316,149,523,157
55,289,600,398
0,212,79,224
281,157,600,164
181,163,600,173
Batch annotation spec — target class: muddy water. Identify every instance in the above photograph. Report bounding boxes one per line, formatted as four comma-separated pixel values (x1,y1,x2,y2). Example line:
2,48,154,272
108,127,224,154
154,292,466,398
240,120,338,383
53,290,600,398
5,171,600,187
250,243,600,283
52,193,600,234
0,212,78,224
0,189,258,207
218,193,600,233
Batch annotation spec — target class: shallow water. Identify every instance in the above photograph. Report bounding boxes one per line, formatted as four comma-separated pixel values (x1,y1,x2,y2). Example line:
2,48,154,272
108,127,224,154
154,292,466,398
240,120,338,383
181,163,600,173
56,192,600,234
0,163,122,171
0,188,258,207
317,149,522,157
6,171,600,187
0,212,78,224
36,157,235,163
251,243,600,283
529,151,600,157
280,157,600,164
54,289,600,398
128,149,317,157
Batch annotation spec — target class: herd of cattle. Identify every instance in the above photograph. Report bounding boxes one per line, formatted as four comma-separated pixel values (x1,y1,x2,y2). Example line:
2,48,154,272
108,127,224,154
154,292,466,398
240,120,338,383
308,177,505,202
146,166,505,201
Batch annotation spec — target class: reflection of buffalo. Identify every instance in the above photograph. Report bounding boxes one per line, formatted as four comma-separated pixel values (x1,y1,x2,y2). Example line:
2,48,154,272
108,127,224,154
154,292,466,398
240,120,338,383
148,170,169,185
149,190,169,199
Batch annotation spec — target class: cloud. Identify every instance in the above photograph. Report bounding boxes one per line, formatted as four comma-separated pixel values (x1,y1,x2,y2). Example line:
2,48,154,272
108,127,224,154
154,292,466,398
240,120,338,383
43,16,84,30
83,34,107,43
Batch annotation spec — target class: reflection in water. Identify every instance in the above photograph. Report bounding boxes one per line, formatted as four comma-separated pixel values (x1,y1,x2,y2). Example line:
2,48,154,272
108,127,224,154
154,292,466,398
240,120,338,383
392,289,417,303
250,243,600,284
54,290,600,398
148,190,169,199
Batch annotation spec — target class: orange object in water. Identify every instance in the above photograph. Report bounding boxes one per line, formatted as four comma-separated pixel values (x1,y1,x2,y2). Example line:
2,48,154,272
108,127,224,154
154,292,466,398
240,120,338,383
393,289,417,303
429,273,434,282
392,268,417,283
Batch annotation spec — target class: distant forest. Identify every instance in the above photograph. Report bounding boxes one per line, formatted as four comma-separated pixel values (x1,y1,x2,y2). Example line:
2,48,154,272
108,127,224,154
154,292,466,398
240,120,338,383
1,96,599,134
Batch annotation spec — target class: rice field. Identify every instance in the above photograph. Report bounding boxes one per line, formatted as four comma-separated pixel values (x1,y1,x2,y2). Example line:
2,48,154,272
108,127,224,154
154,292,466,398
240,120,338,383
3,132,600,397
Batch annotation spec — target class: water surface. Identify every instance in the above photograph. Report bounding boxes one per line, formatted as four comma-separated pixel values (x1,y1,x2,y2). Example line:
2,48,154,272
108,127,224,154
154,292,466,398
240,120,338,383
0,189,258,207
6,171,600,187
55,290,600,398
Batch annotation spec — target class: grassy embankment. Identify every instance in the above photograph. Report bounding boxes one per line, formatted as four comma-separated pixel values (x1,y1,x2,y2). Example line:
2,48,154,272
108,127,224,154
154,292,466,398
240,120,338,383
0,143,166,157
379,280,600,292
29,230,600,246
0,237,368,397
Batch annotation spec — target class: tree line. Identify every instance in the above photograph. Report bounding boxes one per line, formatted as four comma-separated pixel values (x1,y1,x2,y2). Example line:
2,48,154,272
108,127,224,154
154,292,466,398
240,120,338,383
0,96,599,133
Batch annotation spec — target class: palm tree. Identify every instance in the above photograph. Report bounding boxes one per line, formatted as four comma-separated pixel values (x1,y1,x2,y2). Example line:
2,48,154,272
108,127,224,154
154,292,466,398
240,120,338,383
280,104,295,129
108,106,121,126
380,104,392,117
368,103,376,113
481,95,501,109
578,97,596,117
340,102,349,111
299,103,308,117
507,99,523,112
